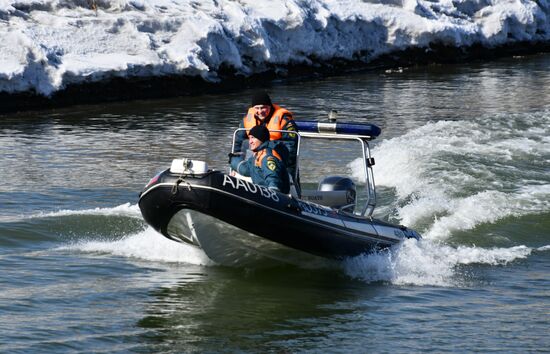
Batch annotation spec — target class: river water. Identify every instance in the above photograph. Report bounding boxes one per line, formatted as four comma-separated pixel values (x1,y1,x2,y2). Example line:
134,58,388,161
1,54,549,353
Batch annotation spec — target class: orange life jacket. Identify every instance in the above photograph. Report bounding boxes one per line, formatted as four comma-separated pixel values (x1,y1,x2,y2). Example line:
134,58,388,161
254,148,283,167
243,104,293,141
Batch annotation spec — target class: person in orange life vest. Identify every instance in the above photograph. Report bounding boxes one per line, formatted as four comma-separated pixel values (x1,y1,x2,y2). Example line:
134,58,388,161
230,125,290,194
231,91,298,179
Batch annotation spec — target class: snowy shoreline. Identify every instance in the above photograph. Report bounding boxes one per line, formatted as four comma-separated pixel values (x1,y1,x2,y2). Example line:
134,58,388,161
2,41,550,113
1,0,550,113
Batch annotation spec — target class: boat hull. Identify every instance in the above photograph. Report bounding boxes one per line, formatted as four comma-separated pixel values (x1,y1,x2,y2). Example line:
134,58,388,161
139,170,418,266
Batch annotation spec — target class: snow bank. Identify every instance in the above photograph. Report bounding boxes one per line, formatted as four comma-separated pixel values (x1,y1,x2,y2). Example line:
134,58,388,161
1,0,549,96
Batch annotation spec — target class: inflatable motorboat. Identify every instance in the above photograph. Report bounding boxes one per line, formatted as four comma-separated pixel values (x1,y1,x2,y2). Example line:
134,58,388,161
138,117,421,266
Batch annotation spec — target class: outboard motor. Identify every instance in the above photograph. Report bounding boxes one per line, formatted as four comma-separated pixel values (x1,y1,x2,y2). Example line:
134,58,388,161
318,176,357,212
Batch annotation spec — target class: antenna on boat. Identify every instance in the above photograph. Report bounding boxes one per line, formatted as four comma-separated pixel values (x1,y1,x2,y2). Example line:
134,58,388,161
328,110,338,122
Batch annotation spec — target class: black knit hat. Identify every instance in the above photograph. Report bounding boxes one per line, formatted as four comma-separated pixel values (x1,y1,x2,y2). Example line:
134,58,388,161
248,125,270,143
251,91,272,107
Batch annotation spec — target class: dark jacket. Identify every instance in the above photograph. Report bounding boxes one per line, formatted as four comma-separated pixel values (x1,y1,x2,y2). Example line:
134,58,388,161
230,141,290,194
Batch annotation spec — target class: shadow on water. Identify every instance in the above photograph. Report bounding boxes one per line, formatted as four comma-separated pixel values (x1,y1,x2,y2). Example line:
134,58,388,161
0,215,145,251
136,265,384,352
448,212,550,249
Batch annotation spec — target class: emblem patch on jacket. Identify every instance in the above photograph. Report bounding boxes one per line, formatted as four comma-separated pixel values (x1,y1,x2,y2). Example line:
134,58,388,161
286,125,297,138
266,157,277,171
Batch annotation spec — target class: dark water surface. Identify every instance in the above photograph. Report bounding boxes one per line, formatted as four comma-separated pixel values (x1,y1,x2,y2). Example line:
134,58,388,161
1,54,549,353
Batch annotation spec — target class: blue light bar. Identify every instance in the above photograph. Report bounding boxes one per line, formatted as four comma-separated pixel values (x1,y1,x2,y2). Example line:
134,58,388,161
295,120,381,138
